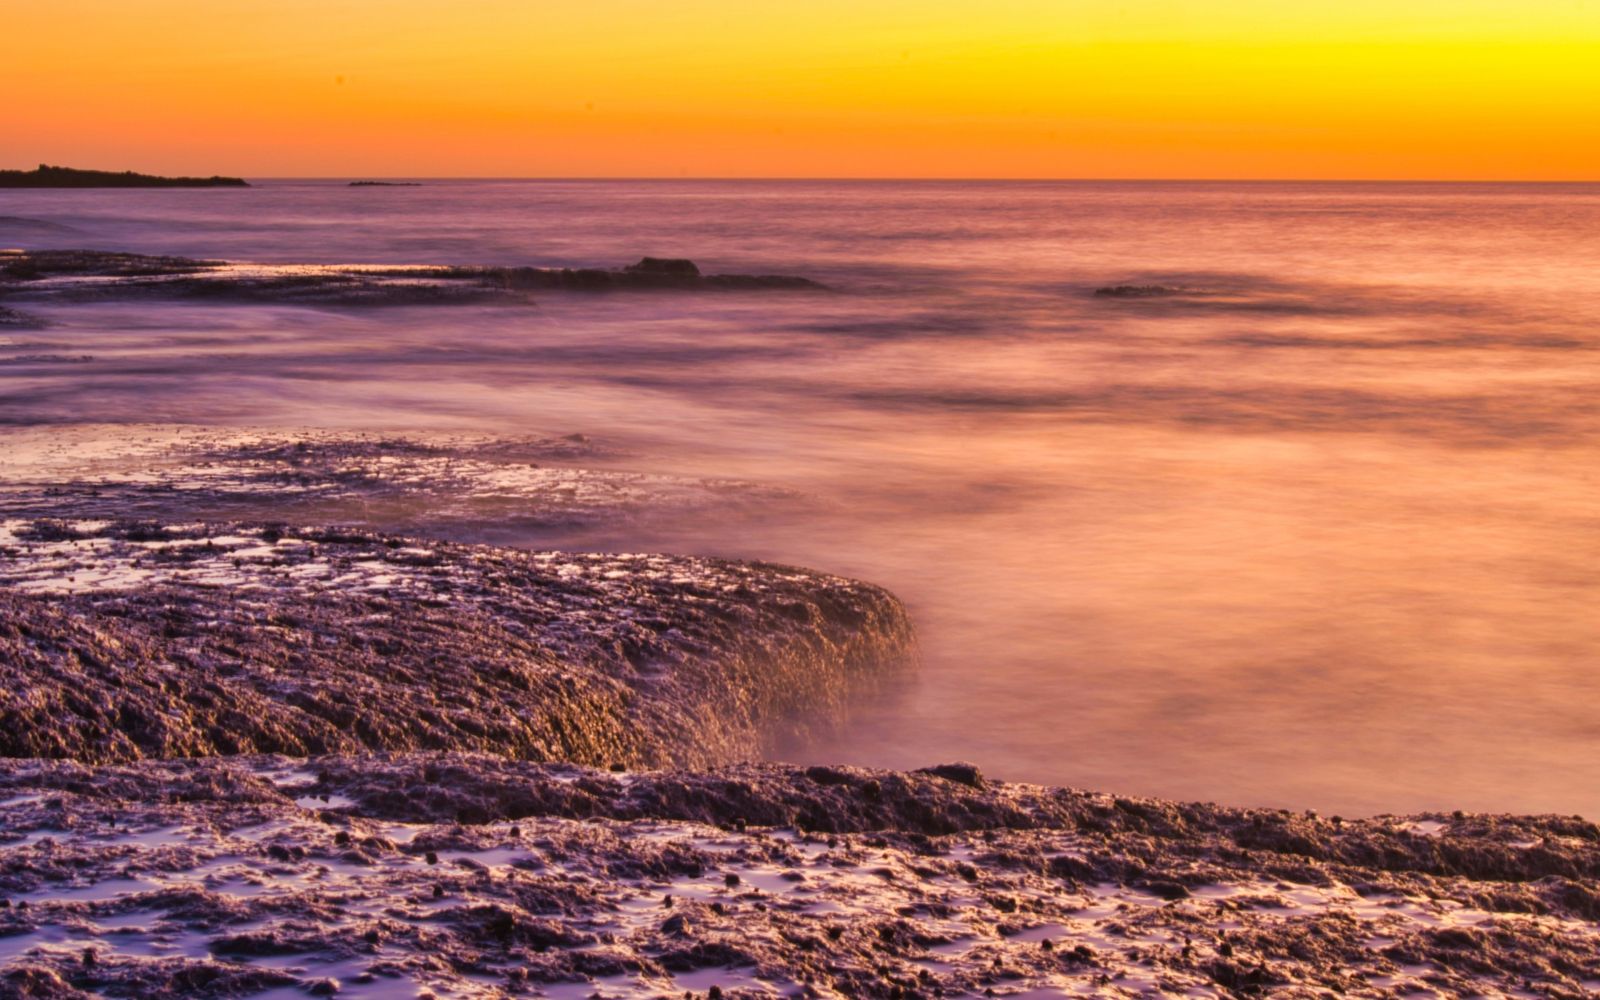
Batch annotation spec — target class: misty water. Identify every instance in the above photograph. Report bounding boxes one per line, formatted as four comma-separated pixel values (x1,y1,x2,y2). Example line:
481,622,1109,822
5,179,1600,817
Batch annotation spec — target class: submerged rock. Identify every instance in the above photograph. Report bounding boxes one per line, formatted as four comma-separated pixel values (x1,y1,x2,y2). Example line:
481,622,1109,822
0,428,803,535
0,249,221,281
0,306,46,329
0,250,821,309
625,257,700,276
0,519,913,768
438,257,820,292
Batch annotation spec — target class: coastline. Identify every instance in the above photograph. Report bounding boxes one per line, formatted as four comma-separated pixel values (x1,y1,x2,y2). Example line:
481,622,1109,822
0,517,912,769
0,166,248,189
0,250,822,306
3,754,1598,998
3,241,1599,996
2,422,1597,997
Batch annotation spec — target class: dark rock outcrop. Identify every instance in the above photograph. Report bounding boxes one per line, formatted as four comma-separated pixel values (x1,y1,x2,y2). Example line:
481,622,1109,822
0,306,45,329
625,257,700,276
0,164,249,188
456,257,820,292
0,250,220,282
1093,284,1193,298
0,250,821,308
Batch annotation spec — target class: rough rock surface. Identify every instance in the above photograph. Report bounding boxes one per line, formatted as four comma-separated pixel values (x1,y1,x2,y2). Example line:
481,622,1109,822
3,257,1598,997
1,755,1598,999
0,519,911,769
0,250,820,309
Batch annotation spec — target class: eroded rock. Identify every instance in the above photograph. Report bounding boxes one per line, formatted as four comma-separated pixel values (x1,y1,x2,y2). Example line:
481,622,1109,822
0,520,913,769
0,755,1597,998
0,251,821,309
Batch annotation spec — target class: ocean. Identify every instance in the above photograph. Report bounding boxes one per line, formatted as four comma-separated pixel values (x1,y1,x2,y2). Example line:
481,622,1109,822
5,178,1600,817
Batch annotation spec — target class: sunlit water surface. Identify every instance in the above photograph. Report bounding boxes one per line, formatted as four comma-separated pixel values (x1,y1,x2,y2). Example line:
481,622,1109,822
5,179,1600,817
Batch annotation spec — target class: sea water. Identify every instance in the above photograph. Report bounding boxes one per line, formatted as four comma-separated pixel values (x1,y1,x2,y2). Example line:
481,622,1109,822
5,179,1600,817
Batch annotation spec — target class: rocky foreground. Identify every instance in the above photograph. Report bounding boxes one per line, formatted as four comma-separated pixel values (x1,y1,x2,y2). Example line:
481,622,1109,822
0,517,910,768
2,755,1600,999
1,412,1598,996
3,502,1600,999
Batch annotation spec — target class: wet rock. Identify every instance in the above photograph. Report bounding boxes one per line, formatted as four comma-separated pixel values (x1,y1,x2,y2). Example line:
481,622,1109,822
0,328,1594,999
0,249,821,309
804,765,856,786
0,520,914,769
918,762,983,788
487,257,820,292
1093,284,1191,298
0,306,46,328
2,967,92,999
1140,878,1191,901
625,257,700,276
0,249,227,282
0,354,90,366
0,428,800,537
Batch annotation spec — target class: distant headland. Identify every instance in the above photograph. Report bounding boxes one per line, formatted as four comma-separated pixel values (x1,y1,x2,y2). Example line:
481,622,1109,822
0,164,249,188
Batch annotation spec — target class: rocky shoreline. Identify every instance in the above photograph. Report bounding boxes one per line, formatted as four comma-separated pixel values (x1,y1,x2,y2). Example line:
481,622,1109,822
3,258,1599,995
3,433,1599,998
0,518,911,768
3,754,1600,999
0,251,821,311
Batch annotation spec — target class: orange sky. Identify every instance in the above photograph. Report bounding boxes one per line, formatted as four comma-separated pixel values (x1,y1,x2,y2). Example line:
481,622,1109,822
5,1,1598,179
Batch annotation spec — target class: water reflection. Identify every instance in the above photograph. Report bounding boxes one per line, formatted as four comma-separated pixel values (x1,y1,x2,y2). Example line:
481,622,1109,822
3,179,1599,815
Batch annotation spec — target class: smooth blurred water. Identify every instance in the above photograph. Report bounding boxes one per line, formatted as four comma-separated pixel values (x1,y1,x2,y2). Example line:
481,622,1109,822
5,179,1600,816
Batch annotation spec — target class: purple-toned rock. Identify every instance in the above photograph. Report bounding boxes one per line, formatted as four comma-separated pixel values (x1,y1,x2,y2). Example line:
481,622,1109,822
0,520,913,768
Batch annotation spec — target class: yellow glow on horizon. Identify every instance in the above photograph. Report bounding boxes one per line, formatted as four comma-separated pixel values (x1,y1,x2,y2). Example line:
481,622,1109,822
5,1,1598,179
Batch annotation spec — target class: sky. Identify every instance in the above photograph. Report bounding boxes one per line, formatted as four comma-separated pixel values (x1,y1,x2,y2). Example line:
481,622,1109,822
4,0,1598,179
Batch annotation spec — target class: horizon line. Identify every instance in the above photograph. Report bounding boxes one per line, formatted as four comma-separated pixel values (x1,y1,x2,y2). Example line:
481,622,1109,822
242,175,1600,185
11,165,1600,185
